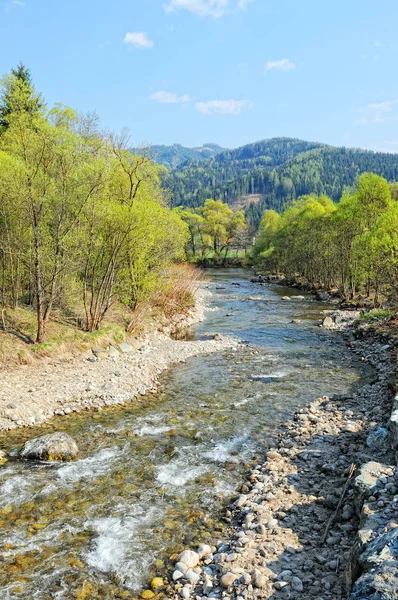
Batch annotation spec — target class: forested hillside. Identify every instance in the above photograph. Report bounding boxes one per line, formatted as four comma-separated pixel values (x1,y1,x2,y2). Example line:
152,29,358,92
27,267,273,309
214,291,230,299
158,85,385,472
133,143,225,170
163,138,398,225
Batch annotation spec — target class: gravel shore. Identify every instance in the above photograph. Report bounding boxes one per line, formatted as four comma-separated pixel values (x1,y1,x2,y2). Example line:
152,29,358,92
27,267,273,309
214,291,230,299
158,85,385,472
163,323,398,600
0,287,239,431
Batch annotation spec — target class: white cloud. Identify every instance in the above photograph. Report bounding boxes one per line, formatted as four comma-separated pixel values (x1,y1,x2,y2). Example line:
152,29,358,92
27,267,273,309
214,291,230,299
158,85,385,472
265,58,296,72
374,41,382,47
356,99,398,124
164,0,228,17
238,0,254,9
195,99,252,115
123,32,153,49
164,0,253,17
150,91,191,104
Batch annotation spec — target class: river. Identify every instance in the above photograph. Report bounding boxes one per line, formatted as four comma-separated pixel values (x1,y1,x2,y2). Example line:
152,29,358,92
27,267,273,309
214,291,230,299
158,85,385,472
0,269,372,599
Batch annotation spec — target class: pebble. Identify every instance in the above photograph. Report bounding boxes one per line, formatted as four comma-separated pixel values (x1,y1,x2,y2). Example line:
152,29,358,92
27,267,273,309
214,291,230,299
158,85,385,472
179,551,200,569
221,573,238,588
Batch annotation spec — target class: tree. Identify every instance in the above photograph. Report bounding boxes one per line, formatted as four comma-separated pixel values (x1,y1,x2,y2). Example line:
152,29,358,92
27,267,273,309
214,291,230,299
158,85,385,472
0,104,103,342
0,63,43,132
200,199,246,259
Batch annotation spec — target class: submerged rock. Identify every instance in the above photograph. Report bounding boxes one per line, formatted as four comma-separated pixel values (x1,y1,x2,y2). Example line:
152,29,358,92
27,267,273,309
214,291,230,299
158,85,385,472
150,577,164,590
19,432,79,461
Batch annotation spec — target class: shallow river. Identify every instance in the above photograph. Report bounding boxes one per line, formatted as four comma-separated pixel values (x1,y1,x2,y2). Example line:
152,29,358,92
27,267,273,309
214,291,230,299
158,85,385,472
0,269,371,599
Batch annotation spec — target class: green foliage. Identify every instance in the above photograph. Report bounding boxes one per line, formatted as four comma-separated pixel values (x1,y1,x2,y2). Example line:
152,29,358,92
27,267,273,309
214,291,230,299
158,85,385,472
163,138,398,226
254,173,398,305
0,62,43,132
0,66,188,342
359,309,393,322
177,199,247,261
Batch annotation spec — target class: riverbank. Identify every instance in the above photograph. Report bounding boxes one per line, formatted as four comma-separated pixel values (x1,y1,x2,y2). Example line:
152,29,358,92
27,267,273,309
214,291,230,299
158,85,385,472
163,317,398,600
0,287,239,432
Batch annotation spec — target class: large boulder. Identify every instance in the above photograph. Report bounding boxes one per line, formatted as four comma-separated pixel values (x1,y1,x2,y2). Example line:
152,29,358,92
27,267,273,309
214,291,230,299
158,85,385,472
19,432,79,461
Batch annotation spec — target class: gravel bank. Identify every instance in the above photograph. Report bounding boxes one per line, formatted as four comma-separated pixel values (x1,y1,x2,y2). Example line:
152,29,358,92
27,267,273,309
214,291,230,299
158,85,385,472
0,287,240,431
163,320,398,600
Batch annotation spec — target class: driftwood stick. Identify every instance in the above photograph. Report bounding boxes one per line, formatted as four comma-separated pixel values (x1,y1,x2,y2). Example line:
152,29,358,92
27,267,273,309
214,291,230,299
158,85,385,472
322,463,356,544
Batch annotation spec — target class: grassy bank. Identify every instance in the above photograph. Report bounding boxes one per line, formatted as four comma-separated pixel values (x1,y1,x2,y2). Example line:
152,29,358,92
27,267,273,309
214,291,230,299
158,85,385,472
0,263,201,366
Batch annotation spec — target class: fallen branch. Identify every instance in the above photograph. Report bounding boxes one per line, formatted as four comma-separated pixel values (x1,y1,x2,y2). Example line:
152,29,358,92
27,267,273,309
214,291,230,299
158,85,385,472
322,463,356,544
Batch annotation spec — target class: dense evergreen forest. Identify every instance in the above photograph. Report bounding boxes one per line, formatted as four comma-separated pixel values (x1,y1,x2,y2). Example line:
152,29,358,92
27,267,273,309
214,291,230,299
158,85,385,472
133,142,225,170
162,138,398,225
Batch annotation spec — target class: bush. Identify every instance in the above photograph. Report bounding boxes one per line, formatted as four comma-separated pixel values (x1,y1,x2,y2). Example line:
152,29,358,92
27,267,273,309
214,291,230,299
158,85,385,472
360,308,393,323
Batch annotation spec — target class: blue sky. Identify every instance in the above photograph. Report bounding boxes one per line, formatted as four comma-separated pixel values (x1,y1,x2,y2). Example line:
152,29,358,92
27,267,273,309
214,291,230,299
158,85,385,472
1,0,397,151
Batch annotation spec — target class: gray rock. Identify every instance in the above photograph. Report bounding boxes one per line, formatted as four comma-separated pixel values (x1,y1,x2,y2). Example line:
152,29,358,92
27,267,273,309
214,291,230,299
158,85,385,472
118,342,134,353
274,581,289,590
180,587,191,599
366,427,390,452
360,528,398,569
291,577,304,592
322,316,334,328
185,569,200,585
354,462,393,509
92,347,108,360
176,562,189,574
108,346,120,358
19,432,79,461
350,564,398,599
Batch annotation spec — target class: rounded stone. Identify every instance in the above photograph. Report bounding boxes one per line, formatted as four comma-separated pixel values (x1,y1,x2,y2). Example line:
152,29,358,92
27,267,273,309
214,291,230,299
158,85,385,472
255,575,268,589
197,543,212,559
178,550,200,569
19,432,79,461
150,577,164,590
221,572,238,588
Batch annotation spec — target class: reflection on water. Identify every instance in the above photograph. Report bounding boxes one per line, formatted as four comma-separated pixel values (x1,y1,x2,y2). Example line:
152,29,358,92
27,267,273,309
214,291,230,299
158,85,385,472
0,269,372,598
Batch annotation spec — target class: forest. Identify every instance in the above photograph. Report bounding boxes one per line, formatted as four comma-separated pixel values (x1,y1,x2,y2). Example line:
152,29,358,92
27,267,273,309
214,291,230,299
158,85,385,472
253,173,398,305
133,142,225,170
0,65,191,346
163,138,398,226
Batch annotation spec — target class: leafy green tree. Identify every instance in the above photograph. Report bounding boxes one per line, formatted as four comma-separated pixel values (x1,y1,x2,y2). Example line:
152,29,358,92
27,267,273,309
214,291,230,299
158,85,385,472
200,199,246,259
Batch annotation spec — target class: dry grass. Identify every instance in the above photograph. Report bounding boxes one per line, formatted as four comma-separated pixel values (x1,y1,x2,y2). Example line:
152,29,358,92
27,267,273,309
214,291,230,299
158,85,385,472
127,263,202,333
151,263,202,319
0,264,203,366
0,305,127,366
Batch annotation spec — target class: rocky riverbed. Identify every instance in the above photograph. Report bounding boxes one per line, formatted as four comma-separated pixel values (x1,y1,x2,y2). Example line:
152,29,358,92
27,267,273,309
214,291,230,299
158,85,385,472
162,322,398,600
0,272,392,599
0,288,239,431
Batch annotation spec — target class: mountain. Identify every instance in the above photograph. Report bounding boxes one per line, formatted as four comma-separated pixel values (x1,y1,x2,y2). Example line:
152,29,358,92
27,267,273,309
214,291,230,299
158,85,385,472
132,143,225,170
161,137,398,225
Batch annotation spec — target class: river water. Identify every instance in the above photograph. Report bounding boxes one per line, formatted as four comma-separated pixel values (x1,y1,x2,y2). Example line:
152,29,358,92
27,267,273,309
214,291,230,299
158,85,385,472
0,270,371,599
